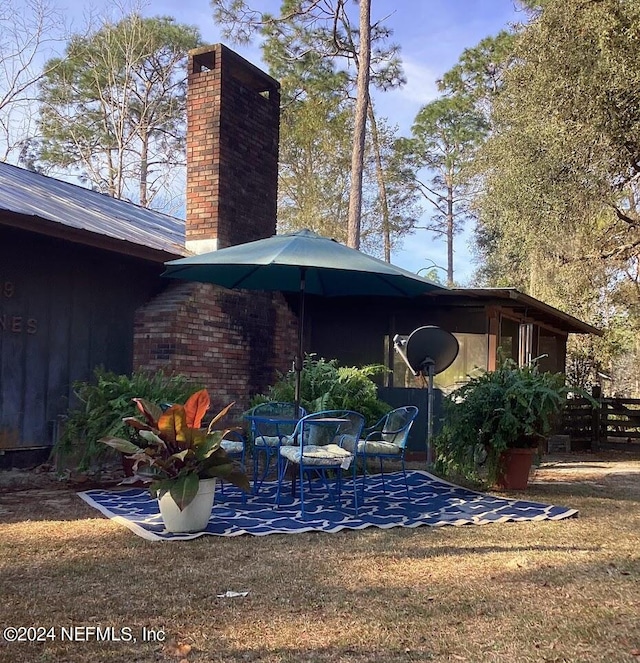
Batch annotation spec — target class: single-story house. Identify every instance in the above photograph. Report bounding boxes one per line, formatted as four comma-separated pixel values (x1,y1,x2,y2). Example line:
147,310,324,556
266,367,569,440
0,44,599,467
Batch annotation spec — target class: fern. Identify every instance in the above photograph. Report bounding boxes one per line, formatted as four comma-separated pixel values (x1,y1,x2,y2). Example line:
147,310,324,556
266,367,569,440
433,358,592,486
54,368,203,472
251,355,391,425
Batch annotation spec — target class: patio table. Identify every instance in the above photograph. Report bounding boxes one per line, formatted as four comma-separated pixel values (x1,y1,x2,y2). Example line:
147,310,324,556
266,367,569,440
244,414,301,494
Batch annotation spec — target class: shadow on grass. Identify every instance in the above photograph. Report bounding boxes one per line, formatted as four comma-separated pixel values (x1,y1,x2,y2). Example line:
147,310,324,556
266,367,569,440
0,539,637,663
526,476,640,504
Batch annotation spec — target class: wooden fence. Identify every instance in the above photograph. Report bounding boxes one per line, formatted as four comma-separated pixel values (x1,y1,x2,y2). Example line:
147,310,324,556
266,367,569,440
561,388,640,450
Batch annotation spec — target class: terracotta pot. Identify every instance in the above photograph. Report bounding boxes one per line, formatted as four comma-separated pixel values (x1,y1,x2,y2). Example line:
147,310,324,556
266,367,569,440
157,478,217,533
496,448,535,490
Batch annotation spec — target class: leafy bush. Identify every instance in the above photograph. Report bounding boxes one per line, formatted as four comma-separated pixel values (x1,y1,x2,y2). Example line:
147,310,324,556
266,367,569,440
252,355,391,425
54,368,203,472
433,359,580,486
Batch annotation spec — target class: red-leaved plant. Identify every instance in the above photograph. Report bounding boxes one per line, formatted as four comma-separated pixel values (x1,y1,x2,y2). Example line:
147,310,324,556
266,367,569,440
100,389,249,510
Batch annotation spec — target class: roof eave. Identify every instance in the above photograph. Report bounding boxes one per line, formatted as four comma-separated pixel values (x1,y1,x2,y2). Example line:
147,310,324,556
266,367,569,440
427,287,603,336
2,211,187,263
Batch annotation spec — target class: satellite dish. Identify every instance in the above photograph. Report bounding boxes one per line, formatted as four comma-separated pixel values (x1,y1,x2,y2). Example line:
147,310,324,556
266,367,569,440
393,326,459,467
405,326,459,376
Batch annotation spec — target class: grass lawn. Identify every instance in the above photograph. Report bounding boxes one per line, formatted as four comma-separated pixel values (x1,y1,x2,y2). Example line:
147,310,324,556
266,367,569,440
0,452,639,662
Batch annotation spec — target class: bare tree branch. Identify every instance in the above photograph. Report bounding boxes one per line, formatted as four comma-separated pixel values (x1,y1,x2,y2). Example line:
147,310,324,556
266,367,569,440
0,0,67,161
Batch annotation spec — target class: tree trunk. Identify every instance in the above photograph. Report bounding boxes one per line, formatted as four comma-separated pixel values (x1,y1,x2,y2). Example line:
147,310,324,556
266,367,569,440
447,182,454,285
107,148,117,198
140,126,148,207
347,0,371,250
367,97,391,262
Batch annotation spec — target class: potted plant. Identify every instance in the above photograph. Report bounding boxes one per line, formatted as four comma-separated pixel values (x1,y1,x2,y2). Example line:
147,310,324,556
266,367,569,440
433,359,575,490
100,389,250,532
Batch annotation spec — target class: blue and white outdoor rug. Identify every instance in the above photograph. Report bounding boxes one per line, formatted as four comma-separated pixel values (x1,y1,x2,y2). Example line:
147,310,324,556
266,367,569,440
77,470,578,541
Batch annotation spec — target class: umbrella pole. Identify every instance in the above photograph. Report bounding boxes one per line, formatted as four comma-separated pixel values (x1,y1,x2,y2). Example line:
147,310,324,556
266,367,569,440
294,268,306,418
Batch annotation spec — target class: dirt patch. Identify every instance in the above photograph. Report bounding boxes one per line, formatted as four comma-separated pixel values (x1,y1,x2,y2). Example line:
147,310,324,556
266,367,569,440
0,488,85,522
0,466,65,492
0,463,127,523
0,461,126,492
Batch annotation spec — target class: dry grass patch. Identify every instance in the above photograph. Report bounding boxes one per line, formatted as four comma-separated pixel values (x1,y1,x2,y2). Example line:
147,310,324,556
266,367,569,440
0,452,639,662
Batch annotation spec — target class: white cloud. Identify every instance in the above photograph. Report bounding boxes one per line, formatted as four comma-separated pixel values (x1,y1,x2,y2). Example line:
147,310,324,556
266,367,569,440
372,58,440,134
396,58,441,106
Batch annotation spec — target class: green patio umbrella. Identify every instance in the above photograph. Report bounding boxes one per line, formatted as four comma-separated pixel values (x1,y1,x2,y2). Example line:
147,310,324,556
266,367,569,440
162,229,443,411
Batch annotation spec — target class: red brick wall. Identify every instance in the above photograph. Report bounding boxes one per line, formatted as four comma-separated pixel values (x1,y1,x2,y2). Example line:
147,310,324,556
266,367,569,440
133,282,297,420
186,44,280,250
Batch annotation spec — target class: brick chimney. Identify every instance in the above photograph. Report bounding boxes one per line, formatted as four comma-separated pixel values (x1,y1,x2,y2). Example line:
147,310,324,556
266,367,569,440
134,45,297,418
185,44,281,253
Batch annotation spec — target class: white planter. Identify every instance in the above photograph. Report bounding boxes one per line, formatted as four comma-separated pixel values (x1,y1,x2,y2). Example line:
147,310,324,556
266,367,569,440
158,478,217,533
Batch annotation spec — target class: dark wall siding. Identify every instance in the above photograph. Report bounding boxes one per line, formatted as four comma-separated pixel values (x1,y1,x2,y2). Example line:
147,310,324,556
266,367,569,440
393,305,487,335
0,225,164,450
309,297,392,369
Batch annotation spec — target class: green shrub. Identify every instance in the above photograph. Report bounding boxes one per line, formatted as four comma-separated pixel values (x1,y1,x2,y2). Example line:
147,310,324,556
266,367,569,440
433,359,582,486
252,355,392,425
54,368,203,472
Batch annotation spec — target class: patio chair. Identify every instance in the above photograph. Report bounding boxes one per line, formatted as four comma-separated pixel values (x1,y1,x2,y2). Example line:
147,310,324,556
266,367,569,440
275,409,365,517
344,406,418,498
218,428,248,502
244,401,306,494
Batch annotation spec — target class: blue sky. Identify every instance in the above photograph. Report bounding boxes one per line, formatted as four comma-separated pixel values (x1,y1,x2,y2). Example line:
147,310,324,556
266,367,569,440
62,0,526,282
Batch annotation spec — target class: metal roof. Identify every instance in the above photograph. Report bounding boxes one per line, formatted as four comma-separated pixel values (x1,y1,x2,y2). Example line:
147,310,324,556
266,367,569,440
427,287,602,335
0,161,187,259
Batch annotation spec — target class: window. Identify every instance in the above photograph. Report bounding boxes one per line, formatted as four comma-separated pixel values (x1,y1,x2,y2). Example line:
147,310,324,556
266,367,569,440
499,317,519,362
392,333,487,393
435,333,487,392
519,323,535,366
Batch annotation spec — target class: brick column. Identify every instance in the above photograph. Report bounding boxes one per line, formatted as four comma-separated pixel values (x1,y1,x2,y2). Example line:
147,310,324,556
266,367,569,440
186,44,280,253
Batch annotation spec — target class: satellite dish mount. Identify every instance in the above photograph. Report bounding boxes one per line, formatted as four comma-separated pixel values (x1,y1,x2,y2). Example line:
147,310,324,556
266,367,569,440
393,326,459,467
